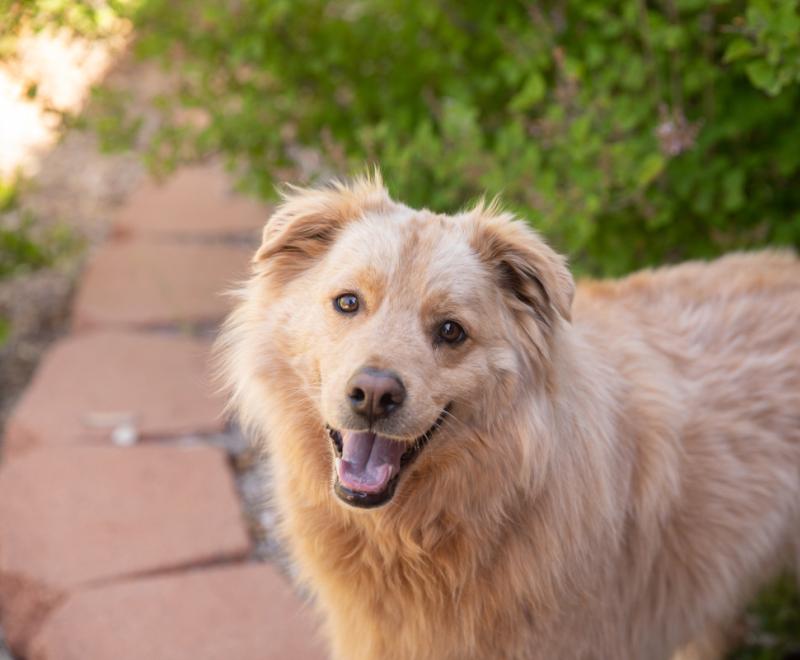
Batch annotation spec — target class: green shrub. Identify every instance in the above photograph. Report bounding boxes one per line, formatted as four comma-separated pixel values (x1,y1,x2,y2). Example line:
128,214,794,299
0,214,81,278
130,0,800,276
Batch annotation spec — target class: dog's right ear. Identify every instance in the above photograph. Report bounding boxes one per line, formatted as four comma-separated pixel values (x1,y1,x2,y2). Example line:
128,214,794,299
253,176,391,284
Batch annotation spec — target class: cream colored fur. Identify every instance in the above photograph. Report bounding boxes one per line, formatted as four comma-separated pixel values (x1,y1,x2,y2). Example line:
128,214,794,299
218,175,800,660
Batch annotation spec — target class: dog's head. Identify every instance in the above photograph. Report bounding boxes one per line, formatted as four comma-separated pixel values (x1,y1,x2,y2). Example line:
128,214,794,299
246,175,574,509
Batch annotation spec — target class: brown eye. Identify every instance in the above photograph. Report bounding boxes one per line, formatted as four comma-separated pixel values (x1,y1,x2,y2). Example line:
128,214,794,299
438,320,466,344
334,293,359,314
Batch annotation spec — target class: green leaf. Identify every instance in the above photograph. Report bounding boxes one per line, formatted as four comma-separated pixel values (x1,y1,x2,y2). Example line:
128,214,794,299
637,153,665,188
722,169,746,211
746,60,782,95
508,71,546,112
723,38,755,63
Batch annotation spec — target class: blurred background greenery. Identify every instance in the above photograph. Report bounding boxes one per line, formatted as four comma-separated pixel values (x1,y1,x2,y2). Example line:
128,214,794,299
1,0,799,657
128,0,800,277
3,0,800,277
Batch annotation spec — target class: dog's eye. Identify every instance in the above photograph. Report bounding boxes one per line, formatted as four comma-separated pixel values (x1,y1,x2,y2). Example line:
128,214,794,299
334,293,359,314
438,320,466,345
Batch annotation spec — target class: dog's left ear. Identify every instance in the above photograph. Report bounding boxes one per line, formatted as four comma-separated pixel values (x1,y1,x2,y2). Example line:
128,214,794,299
253,176,391,283
470,205,574,325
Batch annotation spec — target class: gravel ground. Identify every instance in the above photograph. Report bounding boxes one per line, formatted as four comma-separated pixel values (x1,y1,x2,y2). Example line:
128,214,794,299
0,267,76,431
0,630,13,660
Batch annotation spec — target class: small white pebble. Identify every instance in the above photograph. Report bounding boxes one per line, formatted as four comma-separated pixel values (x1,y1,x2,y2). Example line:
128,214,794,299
111,424,138,447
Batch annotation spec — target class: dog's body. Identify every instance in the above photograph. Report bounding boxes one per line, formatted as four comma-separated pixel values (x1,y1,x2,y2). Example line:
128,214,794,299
220,177,800,660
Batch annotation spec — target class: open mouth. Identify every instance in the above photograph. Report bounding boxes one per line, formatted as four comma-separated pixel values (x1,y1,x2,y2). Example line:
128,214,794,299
326,405,450,509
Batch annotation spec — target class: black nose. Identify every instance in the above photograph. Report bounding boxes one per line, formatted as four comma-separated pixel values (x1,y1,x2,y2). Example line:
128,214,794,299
346,367,406,421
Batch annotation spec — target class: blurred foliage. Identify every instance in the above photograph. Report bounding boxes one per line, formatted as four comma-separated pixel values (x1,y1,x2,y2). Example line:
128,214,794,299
84,86,143,152
128,0,800,276
0,316,9,348
0,177,19,213
0,1,117,282
0,218,50,278
0,213,82,279
736,576,800,659
0,0,127,43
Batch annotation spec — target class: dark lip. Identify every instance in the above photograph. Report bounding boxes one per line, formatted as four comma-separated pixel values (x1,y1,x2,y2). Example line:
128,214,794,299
326,403,451,509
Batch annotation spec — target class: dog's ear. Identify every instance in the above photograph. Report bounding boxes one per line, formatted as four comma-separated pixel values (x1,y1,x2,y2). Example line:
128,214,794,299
470,202,574,325
254,176,392,283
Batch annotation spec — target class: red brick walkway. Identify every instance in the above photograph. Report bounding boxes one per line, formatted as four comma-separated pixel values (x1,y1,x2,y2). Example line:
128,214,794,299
0,166,327,659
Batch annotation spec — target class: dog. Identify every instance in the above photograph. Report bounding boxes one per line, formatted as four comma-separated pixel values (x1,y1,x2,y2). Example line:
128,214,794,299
218,174,800,660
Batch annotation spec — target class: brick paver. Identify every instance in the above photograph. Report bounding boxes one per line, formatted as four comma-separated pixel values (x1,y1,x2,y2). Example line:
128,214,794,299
72,241,252,331
0,165,324,659
29,564,328,660
4,331,226,455
0,446,251,652
113,164,268,239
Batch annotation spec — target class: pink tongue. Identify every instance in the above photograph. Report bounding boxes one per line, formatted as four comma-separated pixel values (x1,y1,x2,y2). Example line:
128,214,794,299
336,431,406,494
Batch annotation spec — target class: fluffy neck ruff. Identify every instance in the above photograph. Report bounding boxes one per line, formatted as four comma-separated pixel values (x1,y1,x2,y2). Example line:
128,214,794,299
227,319,638,659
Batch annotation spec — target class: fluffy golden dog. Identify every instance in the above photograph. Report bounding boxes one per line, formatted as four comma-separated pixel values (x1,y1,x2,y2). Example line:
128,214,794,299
218,174,800,660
